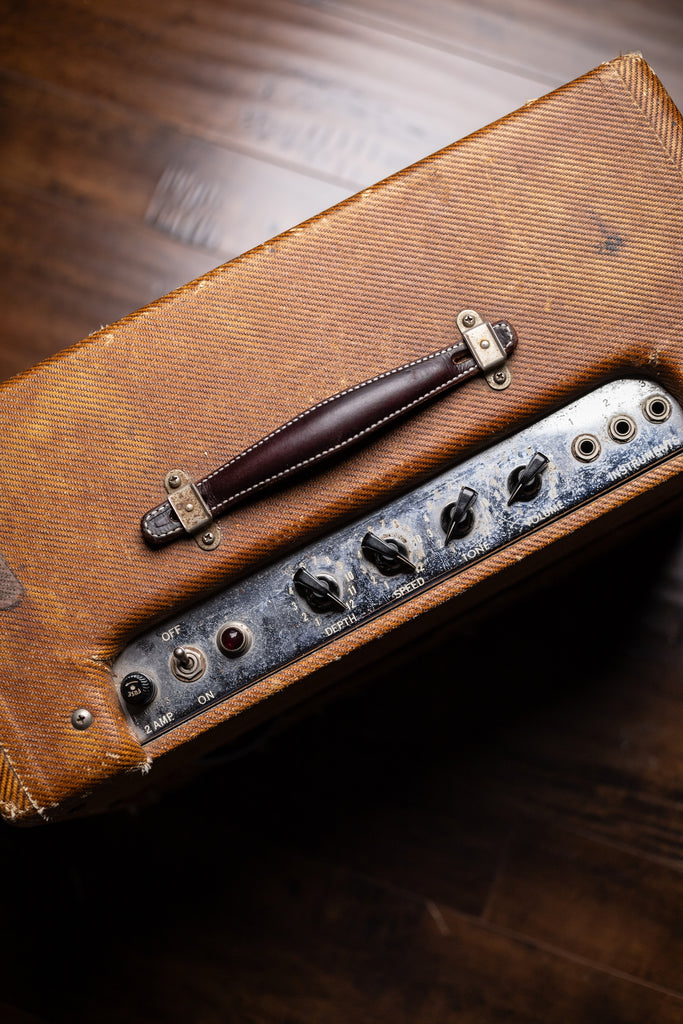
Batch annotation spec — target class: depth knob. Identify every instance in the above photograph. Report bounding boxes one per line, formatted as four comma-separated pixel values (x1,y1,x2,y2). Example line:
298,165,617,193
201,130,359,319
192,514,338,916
293,567,346,613
361,532,415,576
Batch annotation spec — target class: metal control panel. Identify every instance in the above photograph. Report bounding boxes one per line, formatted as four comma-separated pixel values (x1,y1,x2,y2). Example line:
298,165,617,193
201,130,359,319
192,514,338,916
113,379,683,742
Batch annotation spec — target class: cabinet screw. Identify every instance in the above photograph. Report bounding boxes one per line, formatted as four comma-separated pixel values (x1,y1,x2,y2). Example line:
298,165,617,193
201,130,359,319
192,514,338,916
71,708,93,730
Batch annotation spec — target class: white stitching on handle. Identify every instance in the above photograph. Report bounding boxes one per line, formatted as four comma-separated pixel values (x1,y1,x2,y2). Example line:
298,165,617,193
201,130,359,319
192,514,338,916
202,343,459,492
143,350,476,538
142,328,516,540
208,359,475,515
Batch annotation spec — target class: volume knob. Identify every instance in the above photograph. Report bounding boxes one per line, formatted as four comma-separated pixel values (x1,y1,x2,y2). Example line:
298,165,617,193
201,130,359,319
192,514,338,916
507,452,549,505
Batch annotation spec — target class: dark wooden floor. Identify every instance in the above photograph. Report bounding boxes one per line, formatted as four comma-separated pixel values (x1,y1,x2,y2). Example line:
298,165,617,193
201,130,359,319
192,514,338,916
1,2,683,1021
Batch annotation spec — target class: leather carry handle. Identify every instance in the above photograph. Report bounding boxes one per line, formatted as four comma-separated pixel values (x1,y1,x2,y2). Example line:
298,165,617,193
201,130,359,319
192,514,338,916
141,315,516,549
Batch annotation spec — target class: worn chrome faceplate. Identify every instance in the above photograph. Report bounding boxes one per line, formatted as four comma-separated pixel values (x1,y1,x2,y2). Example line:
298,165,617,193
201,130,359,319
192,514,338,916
113,379,683,742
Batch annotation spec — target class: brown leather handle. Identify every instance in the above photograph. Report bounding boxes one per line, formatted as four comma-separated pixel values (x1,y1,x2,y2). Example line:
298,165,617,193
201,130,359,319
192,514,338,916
141,321,516,548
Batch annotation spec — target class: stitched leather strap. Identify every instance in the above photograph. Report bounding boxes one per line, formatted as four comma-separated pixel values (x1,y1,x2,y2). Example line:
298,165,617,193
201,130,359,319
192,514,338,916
141,321,516,547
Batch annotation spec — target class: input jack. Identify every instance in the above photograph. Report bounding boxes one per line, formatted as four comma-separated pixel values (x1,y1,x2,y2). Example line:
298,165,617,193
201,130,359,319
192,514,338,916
571,434,601,463
608,415,637,443
642,395,672,423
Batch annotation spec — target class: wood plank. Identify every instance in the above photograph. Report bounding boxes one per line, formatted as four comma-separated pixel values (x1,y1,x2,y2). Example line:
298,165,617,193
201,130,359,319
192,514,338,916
0,184,218,376
469,520,683,839
465,537,683,864
304,0,683,105
0,73,349,257
309,789,514,918
1,0,548,190
0,1007,49,1024
641,527,683,644
3,798,681,1023
33,832,683,1023
480,668,683,861
151,865,683,1023
484,822,683,992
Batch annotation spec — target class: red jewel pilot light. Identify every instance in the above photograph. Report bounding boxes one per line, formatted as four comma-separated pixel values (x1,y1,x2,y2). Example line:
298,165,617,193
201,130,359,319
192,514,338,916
218,623,252,657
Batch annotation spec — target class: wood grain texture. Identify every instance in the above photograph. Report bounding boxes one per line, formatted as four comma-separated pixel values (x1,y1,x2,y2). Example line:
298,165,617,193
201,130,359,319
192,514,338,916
1,0,547,187
1,1,683,1020
484,823,683,990
304,0,683,101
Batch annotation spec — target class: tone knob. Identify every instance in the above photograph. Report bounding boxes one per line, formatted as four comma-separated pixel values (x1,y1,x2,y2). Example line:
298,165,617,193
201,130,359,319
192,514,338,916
507,452,549,505
120,672,157,708
441,486,477,543
361,531,415,576
293,567,346,613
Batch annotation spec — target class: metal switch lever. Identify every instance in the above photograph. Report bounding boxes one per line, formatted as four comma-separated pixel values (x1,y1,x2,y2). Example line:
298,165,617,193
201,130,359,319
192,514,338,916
171,646,206,681
173,647,194,670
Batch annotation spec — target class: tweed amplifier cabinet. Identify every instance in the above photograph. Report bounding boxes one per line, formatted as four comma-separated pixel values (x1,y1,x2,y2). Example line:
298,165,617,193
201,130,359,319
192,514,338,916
0,54,681,823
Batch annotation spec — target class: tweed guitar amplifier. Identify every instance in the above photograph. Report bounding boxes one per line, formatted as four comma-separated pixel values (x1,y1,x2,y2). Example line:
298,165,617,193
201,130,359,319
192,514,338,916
0,54,682,824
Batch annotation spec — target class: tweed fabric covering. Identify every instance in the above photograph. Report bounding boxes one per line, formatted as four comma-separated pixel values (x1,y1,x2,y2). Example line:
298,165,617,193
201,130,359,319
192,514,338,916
613,54,683,176
0,748,32,819
0,55,681,821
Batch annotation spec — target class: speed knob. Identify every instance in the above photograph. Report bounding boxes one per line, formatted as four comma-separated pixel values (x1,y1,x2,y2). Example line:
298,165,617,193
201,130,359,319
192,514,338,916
293,567,346,613
361,532,415,576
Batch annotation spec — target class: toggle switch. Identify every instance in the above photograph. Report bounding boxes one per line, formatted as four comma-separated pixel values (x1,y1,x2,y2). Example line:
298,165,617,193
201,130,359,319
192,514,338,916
293,567,346,613
441,486,478,543
171,645,206,681
361,532,415,575
507,452,549,505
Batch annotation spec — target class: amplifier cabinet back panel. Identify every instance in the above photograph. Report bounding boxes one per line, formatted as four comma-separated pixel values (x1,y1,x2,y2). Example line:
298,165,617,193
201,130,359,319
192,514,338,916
0,54,682,822
115,378,683,745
